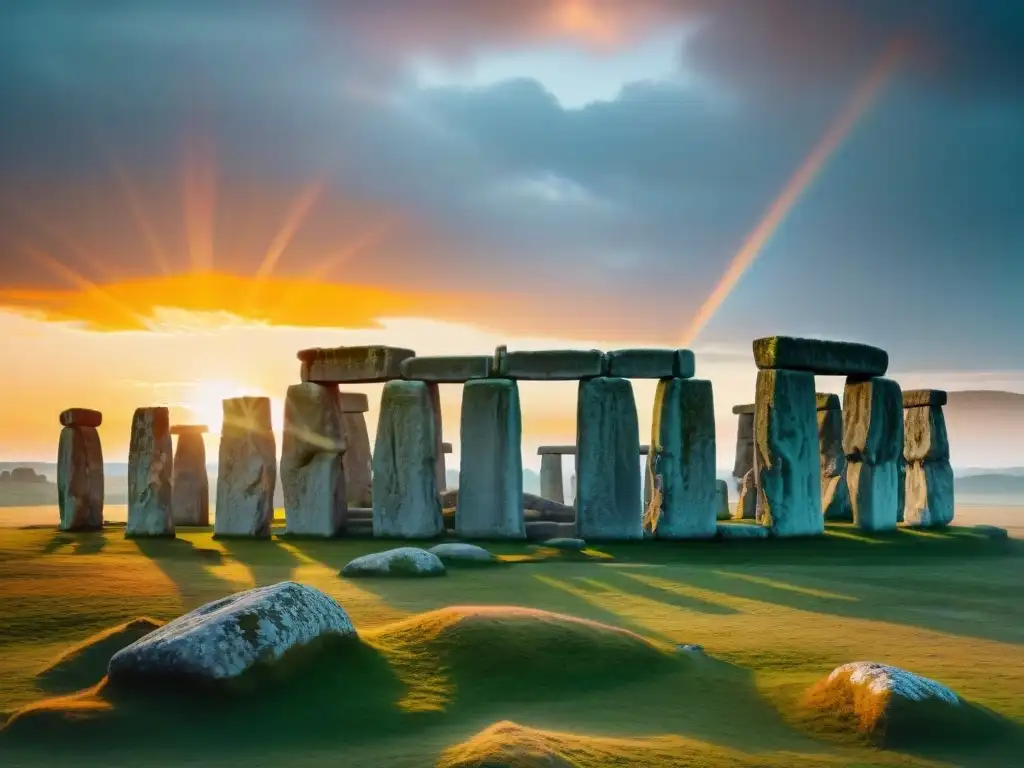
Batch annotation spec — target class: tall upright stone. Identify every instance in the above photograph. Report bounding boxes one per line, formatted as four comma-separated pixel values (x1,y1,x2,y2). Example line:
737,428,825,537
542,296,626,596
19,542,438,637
281,383,347,537
456,378,525,539
732,404,755,491
126,406,174,538
539,453,564,504
734,467,757,520
215,397,277,538
843,377,903,532
372,380,443,539
902,389,954,528
170,425,209,526
817,394,851,522
754,370,822,537
56,408,104,531
647,378,717,539
577,377,642,540
426,382,446,494
339,392,372,508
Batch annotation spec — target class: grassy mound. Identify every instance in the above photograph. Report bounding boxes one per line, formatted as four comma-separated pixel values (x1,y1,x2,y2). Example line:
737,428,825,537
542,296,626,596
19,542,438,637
36,617,164,694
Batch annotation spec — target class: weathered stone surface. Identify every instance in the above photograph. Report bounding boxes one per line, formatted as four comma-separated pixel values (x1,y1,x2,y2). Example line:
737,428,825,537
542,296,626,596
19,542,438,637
816,392,841,411
576,377,643,540
525,520,577,540
715,479,731,520
537,444,649,455
426,382,446,493
902,389,948,408
827,661,959,705
428,542,498,563
648,378,717,539
442,442,453,453
171,432,209,526
299,345,415,384
456,379,525,539
822,473,852,522
732,403,755,415
341,547,446,577
843,377,904,464
400,355,492,382
107,582,355,686
734,467,757,520
716,522,769,539
126,407,174,538
539,453,564,504
281,383,347,538
59,407,102,428
903,404,950,463
605,348,695,379
341,412,372,507
170,424,208,435
846,461,899,532
57,425,104,531
498,348,606,380
818,406,851,521
733,411,754,479
903,459,954,528
522,493,576,522
372,381,444,539
338,392,369,413
754,369,823,537
753,336,889,376
539,537,586,550
215,397,277,538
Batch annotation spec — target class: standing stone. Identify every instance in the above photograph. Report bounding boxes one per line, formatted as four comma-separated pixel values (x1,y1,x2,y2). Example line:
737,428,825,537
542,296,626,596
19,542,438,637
215,397,277,538
426,382,446,493
715,479,731,520
648,378,717,539
897,455,907,524
734,467,757,520
456,379,525,539
817,396,851,522
731,405,755,489
372,381,443,539
56,409,104,531
170,425,209,526
577,377,642,540
902,393,954,527
754,370,823,537
126,407,174,538
339,391,372,508
843,377,903,532
281,383,347,537
539,453,564,504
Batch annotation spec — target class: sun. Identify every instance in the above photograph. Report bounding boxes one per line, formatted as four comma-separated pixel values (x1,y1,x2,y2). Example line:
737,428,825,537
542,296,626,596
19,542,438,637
180,379,267,434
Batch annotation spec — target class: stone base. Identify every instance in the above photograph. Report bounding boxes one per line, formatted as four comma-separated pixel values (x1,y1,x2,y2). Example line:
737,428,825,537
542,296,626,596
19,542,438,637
903,459,954,528
847,460,899,532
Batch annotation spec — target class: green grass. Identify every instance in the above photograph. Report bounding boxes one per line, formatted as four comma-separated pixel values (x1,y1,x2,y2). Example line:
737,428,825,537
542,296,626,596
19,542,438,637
0,523,1022,767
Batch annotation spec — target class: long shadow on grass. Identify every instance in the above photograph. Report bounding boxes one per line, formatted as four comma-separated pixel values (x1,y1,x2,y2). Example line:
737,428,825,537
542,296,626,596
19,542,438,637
133,538,240,608
214,536,305,586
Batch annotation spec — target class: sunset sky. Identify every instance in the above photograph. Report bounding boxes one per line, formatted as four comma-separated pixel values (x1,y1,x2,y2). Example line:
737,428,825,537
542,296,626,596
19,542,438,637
2,1,1023,468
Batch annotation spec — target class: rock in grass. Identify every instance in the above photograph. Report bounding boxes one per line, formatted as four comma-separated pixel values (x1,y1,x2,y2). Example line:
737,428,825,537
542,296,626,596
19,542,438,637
970,525,1008,540
341,547,446,578
540,537,586,550
716,522,769,539
428,542,498,563
107,582,355,686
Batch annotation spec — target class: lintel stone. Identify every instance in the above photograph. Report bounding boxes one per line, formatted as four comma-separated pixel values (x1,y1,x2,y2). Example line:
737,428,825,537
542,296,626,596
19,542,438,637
902,389,948,408
170,424,209,435
497,348,606,380
731,404,755,415
753,336,888,377
299,345,415,383
59,408,102,428
537,444,650,455
400,355,492,383
442,442,452,454
605,349,695,379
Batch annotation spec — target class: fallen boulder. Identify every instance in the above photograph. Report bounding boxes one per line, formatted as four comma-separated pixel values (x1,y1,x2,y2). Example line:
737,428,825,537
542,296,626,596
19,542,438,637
341,547,446,578
716,522,769,539
538,537,586,550
428,542,498,564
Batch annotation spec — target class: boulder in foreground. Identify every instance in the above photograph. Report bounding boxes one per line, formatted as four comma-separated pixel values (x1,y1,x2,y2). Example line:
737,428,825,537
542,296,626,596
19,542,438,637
107,582,355,686
341,547,446,577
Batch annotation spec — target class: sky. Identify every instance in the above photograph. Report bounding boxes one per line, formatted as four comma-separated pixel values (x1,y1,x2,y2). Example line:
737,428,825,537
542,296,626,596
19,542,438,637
1,0,1023,469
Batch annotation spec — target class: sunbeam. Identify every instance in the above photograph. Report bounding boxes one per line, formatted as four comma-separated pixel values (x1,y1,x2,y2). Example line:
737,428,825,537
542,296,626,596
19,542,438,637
679,36,909,346
181,133,218,276
105,150,172,275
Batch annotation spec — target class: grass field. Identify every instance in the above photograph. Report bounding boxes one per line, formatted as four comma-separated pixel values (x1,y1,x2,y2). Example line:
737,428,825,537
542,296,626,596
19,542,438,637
0,515,1022,767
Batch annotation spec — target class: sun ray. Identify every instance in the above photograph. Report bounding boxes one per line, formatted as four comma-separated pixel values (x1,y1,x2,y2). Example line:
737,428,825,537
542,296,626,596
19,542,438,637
679,36,909,346
104,150,172,275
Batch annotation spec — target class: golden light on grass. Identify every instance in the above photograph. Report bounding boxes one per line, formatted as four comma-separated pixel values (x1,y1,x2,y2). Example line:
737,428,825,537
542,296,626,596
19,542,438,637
712,570,860,602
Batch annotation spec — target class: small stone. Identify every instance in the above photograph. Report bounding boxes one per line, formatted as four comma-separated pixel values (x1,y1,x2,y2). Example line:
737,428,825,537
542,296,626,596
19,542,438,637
716,522,769,539
428,542,498,563
731,403,755,415
753,336,889,377
540,537,586,551
676,643,705,654
497,348,606,380
971,525,1008,539
442,442,453,453
341,547,446,578
59,408,102,428
338,392,369,413
902,389,948,408
715,479,731,520
400,355,492,382
126,407,174,538
299,345,415,384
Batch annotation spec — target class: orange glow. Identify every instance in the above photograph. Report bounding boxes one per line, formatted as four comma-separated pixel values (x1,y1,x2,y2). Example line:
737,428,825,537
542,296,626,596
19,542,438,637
680,37,908,346
546,0,622,47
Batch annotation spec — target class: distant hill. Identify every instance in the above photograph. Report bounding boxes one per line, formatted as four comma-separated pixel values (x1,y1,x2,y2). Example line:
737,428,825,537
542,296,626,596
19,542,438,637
944,390,1024,468
954,473,1024,496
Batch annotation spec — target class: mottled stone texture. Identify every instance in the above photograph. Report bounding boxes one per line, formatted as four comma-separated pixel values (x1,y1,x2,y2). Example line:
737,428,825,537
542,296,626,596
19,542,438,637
400,355,492,382
818,406,851,521
372,381,444,539
843,377,903,532
733,411,754,481
59,407,102,428
126,407,174,538
576,377,643,540
300,345,415,384
341,412,372,507
902,389,948,408
605,348,694,379
648,378,717,539
754,370,823,537
281,383,347,538
715,479,731,520
734,467,757,520
171,432,209,526
902,403,954,527
457,378,525,539
540,453,564,504
57,425,104,531
753,336,889,377
498,348,606,380
426,383,446,493
215,397,277,538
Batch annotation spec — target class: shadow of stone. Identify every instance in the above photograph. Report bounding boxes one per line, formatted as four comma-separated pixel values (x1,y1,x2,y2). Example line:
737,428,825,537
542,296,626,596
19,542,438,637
215,537,303,586
592,570,741,616
70,533,107,556
132,538,239,606
40,533,73,555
